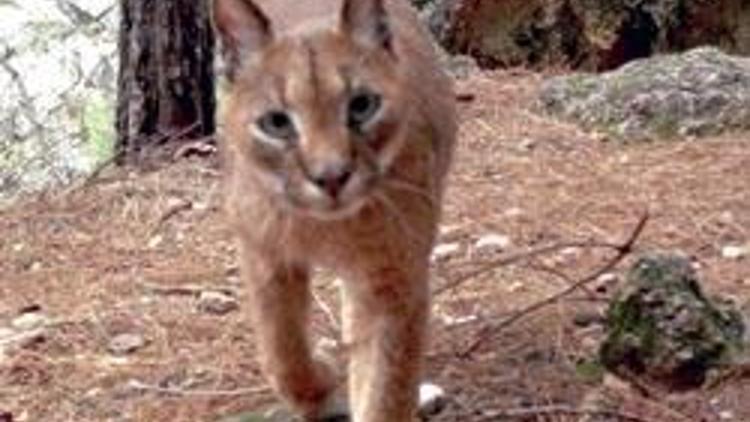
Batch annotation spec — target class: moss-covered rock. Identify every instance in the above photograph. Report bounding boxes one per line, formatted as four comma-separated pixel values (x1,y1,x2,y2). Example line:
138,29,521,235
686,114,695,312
600,254,745,390
427,0,750,71
537,47,750,141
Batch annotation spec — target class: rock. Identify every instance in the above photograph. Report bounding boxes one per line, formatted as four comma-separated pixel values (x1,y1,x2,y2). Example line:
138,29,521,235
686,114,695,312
108,333,146,356
0,328,47,353
721,245,749,260
538,47,750,141
439,313,479,327
719,410,735,420
196,290,239,315
431,242,462,262
422,0,750,71
600,253,746,390
573,311,605,328
418,382,448,417
11,312,48,331
594,272,619,294
0,327,15,340
504,207,524,218
473,234,511,254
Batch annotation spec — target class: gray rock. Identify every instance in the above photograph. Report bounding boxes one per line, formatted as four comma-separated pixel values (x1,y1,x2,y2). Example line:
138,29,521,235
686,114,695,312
431,242,462,262
473,234,512,254
539,47,750,141
108,333,146,356
11,312,48,331
197,290,239,315
600,253,746,390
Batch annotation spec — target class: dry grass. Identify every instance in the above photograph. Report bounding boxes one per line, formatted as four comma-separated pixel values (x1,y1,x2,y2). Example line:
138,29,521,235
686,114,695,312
1,70,749,421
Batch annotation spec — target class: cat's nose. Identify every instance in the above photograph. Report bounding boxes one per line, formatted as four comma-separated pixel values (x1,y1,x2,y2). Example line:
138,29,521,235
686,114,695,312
310,162,354,198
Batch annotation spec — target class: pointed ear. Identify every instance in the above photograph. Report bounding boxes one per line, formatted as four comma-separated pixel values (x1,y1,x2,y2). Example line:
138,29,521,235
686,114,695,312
340,0,393,51
213,0,273,77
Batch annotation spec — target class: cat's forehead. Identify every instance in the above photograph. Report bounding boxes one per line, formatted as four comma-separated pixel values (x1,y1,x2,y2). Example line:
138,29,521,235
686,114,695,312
252,34,372,104
233,28,400,120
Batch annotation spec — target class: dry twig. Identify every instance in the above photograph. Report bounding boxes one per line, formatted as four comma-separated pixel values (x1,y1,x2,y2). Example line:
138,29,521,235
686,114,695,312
435,240,631,297
457,212,648,358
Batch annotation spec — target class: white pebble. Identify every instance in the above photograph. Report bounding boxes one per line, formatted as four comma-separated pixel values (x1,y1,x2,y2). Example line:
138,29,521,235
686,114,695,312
11,312,48,331
197,290,238,315
504,207,523,217
431,242,461,262
418,383,447,416
721,245,748,260
474,234,511,253
719,410,734,420
108,333,146,355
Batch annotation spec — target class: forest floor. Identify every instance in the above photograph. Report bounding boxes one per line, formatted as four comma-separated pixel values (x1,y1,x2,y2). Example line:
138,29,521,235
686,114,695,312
1,70,749,422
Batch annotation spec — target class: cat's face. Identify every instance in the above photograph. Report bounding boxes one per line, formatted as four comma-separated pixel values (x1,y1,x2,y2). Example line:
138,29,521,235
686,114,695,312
216,0,409,219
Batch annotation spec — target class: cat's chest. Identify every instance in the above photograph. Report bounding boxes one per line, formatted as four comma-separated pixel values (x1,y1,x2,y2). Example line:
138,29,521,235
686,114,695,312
288,199,433,273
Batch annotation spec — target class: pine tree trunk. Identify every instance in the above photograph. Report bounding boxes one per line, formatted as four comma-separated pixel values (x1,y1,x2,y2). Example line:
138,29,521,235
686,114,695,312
116,0,215,166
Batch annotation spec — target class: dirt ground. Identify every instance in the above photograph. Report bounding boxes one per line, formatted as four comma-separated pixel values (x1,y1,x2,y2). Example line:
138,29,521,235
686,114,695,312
1,70,749,422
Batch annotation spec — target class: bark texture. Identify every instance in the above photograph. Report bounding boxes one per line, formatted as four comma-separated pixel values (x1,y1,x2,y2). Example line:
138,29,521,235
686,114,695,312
116,0,215,165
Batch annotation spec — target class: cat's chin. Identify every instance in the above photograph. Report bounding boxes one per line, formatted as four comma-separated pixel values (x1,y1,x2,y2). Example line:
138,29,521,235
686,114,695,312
291,197,368,222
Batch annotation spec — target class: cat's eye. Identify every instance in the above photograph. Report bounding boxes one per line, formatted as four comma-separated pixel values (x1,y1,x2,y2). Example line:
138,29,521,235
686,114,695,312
257,110,296,141
347,90,382,130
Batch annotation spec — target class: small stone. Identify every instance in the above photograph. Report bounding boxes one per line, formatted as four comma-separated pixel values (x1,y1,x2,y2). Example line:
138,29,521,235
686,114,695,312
418,383,447,417
439,224,461,236
147,235,163,249
508,281,524,292
431,242,461,262
0,329,46,352
108,333,146,355
573,311,604,328
594,273,618,293
473,234,511,254
518,138,536,151
440,314,478,327
719,410,734,420
721,245,748,260
504,207,523,218
0,327,15,340
197,291,239,315
11,312,48,331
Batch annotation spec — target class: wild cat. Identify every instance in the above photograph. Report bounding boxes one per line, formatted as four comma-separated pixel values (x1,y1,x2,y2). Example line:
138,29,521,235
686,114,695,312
213,0,456,420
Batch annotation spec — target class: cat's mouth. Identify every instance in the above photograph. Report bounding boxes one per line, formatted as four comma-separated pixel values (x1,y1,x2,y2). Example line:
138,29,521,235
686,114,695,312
284,172,376,221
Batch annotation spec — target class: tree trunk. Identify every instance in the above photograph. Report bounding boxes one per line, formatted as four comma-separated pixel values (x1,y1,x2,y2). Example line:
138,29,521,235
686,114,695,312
116,0,215,166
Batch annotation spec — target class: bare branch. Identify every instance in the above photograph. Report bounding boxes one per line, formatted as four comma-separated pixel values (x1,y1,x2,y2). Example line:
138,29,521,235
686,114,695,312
457,212,649,358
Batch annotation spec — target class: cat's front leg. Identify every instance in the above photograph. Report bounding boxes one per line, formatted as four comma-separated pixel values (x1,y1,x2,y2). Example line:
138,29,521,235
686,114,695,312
343,265,430,422
240,247,342,420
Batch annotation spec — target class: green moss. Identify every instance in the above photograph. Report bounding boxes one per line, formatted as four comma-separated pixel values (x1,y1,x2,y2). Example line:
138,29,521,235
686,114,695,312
575,359,606,383
599,254,746,389
81,92,115,164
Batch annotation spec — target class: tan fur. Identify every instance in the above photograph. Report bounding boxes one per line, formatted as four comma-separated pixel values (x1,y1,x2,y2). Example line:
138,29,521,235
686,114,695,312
214,0,456,420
